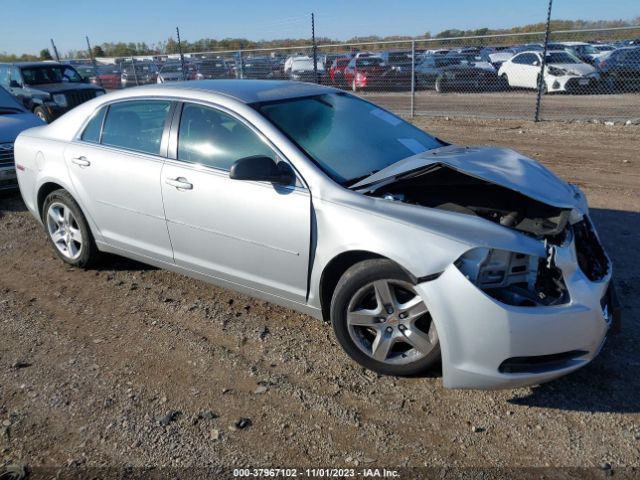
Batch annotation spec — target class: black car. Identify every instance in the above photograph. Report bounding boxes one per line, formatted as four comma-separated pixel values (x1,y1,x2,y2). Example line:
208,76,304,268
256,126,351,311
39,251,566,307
118,61,159,87
193,59,234,80
598,47,640,92
415,54,504,93
0,62,105,122
238,56,273,79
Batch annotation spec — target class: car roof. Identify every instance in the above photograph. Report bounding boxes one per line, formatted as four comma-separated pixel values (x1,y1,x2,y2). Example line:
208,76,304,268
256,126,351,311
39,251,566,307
129,80,337,104
0,61,65,67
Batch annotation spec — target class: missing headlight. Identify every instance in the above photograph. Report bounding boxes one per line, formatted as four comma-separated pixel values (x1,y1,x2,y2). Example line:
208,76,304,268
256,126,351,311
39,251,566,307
455,248,569,307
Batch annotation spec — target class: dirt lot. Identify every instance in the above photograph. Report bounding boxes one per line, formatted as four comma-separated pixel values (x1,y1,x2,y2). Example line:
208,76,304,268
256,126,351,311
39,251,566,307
364,90,640,121
1,118,639,477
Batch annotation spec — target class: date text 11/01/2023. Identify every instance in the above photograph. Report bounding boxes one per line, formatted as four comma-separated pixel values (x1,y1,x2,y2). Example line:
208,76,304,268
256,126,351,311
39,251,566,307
232,468,401,478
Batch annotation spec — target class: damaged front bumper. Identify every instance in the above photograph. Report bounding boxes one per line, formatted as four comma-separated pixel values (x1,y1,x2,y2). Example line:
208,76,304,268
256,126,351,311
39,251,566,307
416,216,618,389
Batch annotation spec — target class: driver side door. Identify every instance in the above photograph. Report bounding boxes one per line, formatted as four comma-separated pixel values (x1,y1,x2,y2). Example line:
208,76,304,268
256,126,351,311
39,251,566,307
160,102,311,303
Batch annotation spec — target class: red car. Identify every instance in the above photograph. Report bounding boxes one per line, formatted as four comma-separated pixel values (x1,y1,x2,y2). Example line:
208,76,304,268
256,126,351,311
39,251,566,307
328,57,351,86
343,56,388,91
90,65,122,90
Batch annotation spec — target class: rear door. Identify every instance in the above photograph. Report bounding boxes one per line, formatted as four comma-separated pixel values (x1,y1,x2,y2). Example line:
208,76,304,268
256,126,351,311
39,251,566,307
160,102,311,303
64,99,175,263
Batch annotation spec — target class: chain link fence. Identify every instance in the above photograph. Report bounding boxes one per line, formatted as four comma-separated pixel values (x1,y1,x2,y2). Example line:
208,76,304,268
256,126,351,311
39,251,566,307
71,25,640,122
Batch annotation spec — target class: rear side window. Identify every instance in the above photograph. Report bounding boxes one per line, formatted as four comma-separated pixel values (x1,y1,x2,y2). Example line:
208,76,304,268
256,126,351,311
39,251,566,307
177,103,274,171
80,107,107,143
101,101,171,155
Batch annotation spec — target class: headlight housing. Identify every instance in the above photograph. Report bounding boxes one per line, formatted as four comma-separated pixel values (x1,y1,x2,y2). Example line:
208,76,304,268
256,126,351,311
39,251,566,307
455,247,569,307
547,66,567,77
52,94,68,107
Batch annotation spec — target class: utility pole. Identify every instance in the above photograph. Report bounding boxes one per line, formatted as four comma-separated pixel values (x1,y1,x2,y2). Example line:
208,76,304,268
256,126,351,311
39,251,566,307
50,39,60,61
311,13,318,83
86,36,103,88
176,26,186,81
535,0,553,122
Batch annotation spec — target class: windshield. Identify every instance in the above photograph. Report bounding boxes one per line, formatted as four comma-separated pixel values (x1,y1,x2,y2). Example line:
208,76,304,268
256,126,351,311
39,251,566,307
254,93,443,184
21,65,83,85
357,58,385,67
546,52,581,64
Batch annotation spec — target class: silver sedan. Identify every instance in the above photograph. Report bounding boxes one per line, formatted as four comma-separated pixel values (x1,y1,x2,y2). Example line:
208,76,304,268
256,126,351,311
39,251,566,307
14,80,619,389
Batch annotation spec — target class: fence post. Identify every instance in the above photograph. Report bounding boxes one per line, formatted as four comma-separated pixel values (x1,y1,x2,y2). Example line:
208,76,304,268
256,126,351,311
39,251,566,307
535,0,553,122
239,50,244,79
131,56,139,86
410,40,416,118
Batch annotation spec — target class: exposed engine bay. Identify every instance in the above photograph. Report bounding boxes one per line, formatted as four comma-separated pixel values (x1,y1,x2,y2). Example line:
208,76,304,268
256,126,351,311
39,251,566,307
366,165,609,307
370,165,571,239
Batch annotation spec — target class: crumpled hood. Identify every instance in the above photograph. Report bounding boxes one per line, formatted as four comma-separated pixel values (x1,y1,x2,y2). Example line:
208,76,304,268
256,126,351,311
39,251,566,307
0,113,44,143
351,145,581,209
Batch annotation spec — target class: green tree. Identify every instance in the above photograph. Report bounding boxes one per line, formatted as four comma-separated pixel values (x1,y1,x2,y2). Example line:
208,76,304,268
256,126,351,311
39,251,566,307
40,48,53,60
92,45,106,57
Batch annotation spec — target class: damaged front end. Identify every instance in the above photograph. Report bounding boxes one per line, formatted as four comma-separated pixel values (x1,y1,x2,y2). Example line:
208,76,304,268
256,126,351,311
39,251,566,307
359,154,610,309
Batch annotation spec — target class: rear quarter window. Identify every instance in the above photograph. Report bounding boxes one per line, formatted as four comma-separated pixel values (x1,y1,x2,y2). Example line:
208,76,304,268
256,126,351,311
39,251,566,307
80,107,107,143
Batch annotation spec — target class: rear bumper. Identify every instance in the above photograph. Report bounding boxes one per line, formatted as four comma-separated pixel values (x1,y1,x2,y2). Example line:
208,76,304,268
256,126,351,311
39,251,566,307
416,236,616,389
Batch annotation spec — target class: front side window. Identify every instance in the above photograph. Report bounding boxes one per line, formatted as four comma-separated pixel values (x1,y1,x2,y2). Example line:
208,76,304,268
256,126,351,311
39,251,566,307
255,93,443,184
177,103,274,170
101,101,171,155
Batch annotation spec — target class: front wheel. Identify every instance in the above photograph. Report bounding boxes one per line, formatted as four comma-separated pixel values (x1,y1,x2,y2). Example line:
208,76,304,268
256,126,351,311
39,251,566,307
434,76,448,93
43,189,100,268
331,259,440,376
33,106,52,123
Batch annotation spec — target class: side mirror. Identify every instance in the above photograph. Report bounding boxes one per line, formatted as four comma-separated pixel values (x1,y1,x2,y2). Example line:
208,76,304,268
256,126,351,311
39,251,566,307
9,80,21,88
229,155,294,186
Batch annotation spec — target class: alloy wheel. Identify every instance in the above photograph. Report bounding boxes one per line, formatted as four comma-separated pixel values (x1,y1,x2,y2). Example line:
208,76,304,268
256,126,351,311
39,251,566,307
46,202,84,261
346,279,438,365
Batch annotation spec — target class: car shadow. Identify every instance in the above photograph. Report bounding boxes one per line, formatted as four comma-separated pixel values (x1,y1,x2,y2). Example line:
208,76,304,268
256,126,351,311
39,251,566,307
507,207,639,413
0,191,28,214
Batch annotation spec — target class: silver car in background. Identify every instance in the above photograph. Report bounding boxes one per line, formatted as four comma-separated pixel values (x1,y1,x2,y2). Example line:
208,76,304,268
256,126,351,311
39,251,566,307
14,80,619,389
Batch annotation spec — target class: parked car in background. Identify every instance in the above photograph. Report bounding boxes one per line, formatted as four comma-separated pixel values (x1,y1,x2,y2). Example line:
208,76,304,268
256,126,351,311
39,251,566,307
119,61,158,87
344,56,389,91
288,57,325,84
72,64,98,82
239,56,273,79
0,86,43,190
157,62,186,83
416,54,504,93
480,48,516,70
90,65,122,90
0,62,105,122
498,50,599,93
597,47,640,92
551,42,608,65
14,80,618,389
328,57,351,87
192,59,233,80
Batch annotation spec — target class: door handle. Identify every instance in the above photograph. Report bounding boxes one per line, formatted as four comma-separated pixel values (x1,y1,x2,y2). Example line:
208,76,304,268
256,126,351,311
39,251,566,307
71,156,91,167
165,177,193,190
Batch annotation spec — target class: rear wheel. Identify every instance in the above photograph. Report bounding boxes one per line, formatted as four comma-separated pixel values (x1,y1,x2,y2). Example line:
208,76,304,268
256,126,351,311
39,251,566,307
33,106,52,123
331,259,440,376
43,189,100,268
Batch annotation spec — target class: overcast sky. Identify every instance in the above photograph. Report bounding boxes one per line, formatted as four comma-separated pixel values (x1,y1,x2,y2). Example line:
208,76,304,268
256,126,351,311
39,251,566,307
1,0,638,55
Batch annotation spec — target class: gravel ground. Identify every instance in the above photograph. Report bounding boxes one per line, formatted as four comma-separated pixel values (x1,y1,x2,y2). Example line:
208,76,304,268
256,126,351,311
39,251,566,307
0,118,639,478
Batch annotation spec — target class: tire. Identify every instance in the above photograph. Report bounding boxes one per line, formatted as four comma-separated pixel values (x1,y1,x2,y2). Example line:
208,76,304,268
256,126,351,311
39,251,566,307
500,74,510,90
434,76,447,93
43,189,100,268
33,106,52,123
330,259,440,376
